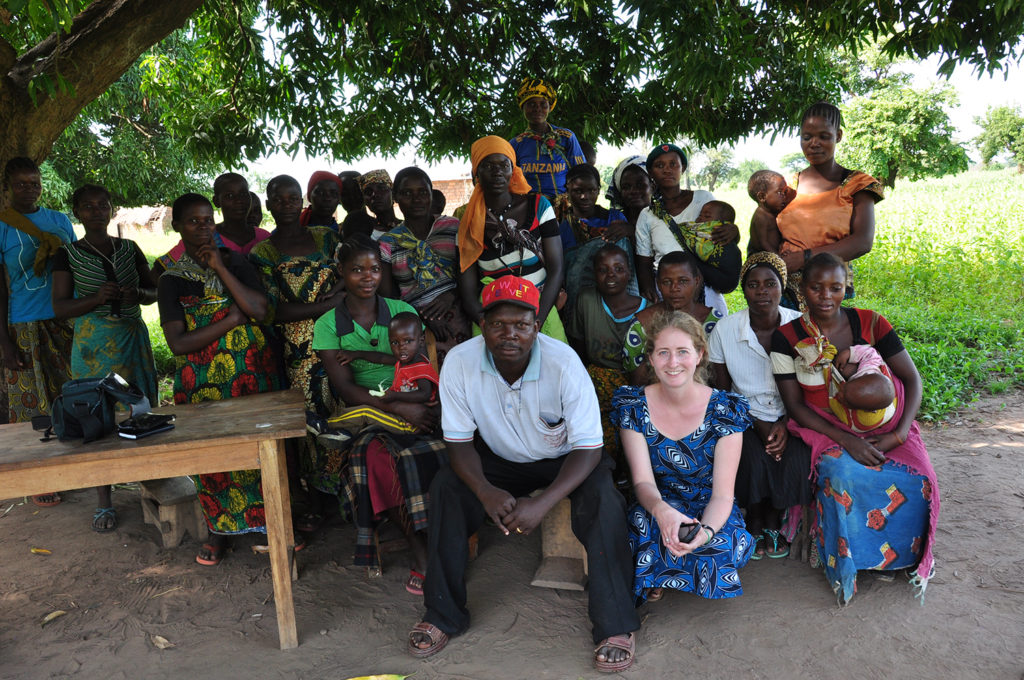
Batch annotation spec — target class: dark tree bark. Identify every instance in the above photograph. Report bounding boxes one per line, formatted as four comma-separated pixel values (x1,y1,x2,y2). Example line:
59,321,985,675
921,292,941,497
0,0,204,196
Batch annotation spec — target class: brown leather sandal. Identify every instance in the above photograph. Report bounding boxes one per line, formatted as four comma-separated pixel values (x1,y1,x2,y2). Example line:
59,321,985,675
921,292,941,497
408,621,448,658
595,632,636,673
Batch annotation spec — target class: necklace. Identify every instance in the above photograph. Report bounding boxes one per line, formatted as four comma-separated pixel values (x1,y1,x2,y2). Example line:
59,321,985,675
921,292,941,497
81,237,117,270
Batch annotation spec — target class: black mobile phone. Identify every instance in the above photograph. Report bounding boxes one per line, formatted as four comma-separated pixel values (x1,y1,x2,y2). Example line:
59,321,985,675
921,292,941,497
118,413,175,439
678,522,702,543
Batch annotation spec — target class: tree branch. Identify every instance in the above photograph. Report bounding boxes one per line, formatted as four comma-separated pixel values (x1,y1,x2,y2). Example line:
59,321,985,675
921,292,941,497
111,111,155,138
8,0,205,158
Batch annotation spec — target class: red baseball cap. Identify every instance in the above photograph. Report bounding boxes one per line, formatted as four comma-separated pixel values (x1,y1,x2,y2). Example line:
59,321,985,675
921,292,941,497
480,275,540,314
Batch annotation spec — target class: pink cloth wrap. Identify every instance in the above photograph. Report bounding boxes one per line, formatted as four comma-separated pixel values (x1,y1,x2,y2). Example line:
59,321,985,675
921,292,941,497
847,344,886,379
784,373,940,591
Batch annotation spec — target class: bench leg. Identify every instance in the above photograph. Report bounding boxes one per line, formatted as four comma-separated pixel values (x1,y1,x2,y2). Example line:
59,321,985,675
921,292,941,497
259,438,298,649
531,497,587,591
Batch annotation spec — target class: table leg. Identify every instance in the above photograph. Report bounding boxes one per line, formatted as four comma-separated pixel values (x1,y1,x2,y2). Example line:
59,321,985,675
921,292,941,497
259,437,299,649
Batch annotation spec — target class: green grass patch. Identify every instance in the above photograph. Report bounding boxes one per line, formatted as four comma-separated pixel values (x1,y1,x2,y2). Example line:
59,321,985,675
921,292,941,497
719,167,1024,420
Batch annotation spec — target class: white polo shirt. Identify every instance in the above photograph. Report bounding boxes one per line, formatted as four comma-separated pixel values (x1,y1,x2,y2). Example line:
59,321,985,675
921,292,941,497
708,306,802,422
440,334,603,463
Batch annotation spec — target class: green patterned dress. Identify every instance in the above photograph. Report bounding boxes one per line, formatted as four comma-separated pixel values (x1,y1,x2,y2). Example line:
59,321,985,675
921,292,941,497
159,252,280,535
249,227,340,477
53,239,158,403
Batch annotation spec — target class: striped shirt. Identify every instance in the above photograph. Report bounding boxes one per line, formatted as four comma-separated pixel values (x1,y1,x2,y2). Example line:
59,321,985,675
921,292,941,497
475,194,558,291
378,217,459,307
52,238,146,319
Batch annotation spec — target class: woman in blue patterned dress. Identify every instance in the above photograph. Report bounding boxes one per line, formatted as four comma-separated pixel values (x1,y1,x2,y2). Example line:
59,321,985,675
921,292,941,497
612,310,753,603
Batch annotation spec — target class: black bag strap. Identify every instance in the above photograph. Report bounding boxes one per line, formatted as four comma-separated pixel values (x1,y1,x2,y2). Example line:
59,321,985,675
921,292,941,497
71,398,105,443
98,372,151,416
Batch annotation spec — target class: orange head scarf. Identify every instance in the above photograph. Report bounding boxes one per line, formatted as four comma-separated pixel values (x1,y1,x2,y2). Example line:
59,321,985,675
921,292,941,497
458,136,532,272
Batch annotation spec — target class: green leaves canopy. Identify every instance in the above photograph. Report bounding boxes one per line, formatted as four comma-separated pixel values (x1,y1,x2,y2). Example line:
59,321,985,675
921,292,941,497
139,0,1024,166
3,0,1024,200
838,82,970,188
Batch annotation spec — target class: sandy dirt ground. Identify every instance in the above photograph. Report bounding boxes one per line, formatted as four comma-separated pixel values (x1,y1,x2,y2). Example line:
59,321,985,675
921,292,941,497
1,394,1022,680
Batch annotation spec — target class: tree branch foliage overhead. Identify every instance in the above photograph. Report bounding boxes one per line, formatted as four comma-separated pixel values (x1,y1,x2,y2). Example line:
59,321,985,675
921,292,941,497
3,0,1024,176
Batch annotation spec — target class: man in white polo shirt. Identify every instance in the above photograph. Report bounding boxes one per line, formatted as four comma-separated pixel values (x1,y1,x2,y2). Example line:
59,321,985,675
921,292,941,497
407,275,640,673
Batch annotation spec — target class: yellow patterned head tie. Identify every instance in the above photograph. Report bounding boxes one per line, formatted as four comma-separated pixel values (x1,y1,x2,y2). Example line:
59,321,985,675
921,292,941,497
517,77,557,111
741,251,787,290
358,169,392,190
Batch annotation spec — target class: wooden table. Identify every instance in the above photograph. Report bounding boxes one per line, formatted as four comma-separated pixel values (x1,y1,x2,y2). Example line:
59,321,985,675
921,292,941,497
0,389,306,649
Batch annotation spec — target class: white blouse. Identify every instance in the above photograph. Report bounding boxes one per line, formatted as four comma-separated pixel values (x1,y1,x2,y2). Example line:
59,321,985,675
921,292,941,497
708,307,802,422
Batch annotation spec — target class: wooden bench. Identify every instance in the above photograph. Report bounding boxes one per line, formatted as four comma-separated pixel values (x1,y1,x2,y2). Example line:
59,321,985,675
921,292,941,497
139,477,208,548
530,496,588,591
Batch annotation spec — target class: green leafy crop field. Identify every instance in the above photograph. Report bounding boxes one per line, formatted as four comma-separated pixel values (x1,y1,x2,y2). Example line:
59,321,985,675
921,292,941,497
717,167,1024,420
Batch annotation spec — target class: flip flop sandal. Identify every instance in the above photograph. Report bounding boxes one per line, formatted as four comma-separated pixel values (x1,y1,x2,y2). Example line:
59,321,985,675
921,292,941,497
196,543,226,566
764,529,790,559
408,621,448,658
406,569,425,596
252,536,307,554
595,633,636,673
32,493,61,507
750,533,765,560
92,507,117,533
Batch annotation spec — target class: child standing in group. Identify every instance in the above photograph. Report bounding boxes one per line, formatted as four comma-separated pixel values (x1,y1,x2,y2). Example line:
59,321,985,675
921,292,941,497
558,163,637,314
746,169,794,255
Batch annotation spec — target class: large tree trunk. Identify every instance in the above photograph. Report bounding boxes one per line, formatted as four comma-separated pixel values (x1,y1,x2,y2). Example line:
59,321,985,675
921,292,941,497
0,0,203,420
0,0,204,190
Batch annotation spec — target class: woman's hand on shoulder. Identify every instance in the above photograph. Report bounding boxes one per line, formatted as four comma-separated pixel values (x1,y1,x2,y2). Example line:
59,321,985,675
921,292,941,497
316,280,346,303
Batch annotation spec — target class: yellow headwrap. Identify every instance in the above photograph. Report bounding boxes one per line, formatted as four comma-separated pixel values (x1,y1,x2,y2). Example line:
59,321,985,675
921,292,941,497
516,78,557,111
457,136,532,272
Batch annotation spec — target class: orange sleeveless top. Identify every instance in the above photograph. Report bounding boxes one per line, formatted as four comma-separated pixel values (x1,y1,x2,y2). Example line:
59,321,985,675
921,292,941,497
777,170,884,254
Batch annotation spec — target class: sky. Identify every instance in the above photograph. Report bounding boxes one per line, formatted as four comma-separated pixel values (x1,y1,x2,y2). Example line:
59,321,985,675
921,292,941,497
247,52,1024,186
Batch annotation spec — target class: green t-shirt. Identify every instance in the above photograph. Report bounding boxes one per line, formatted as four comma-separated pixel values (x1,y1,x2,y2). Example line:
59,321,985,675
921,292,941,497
312,296,418,390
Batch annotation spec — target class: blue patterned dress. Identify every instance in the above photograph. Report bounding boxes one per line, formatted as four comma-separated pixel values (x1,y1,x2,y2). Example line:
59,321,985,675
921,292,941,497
611,386,755,602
